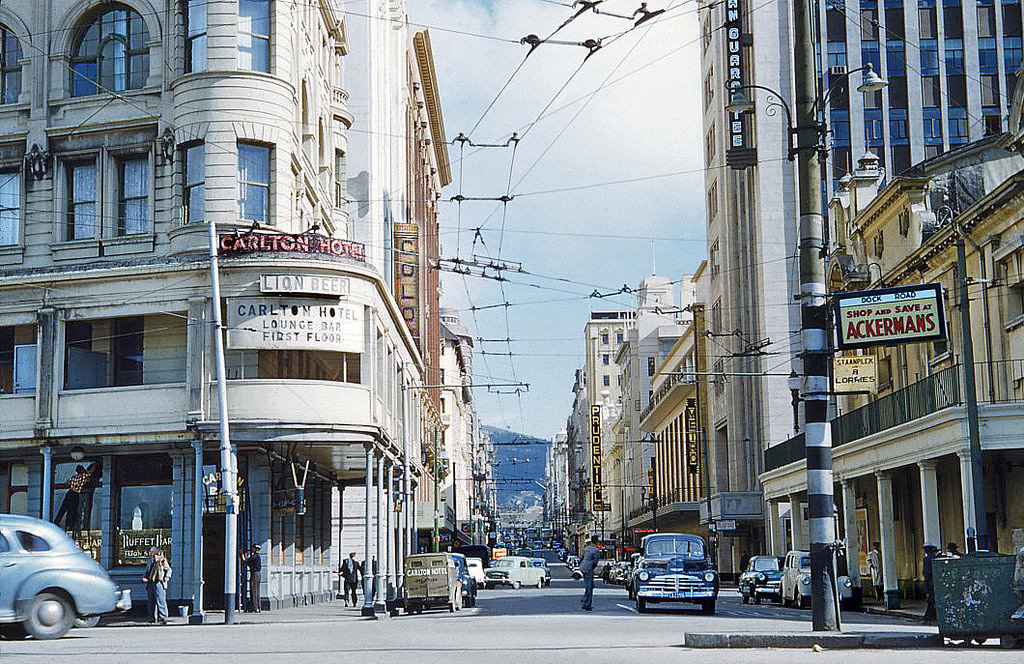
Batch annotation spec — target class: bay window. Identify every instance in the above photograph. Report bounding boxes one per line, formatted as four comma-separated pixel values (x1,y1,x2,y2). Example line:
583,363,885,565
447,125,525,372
238,0,270,72
237,142,270,223
115,455,172,566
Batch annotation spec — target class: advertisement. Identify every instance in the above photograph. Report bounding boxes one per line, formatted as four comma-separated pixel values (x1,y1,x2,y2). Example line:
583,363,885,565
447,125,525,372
590,405,610,511
833,355,878,393
260,274,349,297
226,297,363,353
684,397,699,469
219,231,365,263
834,284,946,350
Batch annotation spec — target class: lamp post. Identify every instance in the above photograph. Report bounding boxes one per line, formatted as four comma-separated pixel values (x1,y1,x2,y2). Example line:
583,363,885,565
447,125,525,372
726,13,887,631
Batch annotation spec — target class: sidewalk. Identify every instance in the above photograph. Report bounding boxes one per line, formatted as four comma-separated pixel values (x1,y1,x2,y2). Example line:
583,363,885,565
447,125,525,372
100,597,367,627
860,598,927,622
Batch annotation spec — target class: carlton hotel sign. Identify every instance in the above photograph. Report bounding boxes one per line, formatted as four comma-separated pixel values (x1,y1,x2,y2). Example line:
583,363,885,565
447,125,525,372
219,231,366,263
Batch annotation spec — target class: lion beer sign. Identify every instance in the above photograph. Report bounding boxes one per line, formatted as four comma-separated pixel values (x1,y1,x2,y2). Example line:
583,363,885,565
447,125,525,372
834,284,946,350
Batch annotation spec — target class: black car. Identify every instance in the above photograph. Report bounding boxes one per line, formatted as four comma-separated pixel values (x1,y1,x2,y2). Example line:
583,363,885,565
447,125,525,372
738,555,784,604
633,533,718,614
451,553,478,608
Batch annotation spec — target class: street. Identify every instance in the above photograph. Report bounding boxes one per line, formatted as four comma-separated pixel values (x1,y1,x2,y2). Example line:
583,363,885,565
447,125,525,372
2,565,1020,664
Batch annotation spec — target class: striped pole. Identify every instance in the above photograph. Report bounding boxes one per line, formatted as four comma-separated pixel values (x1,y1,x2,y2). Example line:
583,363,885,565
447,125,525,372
794,0,840,631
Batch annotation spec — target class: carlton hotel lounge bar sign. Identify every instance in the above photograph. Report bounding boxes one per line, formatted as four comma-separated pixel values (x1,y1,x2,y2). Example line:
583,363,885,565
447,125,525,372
219,231,366,263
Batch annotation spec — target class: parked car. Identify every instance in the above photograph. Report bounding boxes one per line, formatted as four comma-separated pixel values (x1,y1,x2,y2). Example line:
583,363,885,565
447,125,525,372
738,555,784,604
483,556,546,589
780,550,855,609
633,533,718,614
404,552,461,614
566,555,580,568
450,553,478,608
456,545,491,569
609,561,632,585
0,514,131,640
530,558,552,587
465,557,487,586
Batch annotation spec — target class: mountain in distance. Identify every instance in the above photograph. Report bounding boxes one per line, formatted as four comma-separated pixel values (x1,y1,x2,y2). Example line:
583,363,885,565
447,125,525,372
482,425,550,509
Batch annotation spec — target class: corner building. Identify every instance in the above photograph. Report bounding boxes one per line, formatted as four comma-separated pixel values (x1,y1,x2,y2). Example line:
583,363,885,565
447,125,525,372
0,1,428,615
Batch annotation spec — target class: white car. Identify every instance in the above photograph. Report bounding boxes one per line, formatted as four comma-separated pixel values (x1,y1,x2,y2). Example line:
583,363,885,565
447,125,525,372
781,550,854,609
466,557,487,586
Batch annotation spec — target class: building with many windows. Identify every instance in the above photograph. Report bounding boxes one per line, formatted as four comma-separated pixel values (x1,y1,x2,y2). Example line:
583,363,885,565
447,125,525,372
0,0,442,618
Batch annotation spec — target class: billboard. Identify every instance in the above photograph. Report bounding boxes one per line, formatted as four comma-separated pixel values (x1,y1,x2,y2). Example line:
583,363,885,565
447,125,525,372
834,284,946,350
226,297,363,353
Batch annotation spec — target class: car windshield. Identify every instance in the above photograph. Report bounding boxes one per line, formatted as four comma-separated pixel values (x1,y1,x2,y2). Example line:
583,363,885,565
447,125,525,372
532,561,544,567
492,559,515,568
468,560,482,569
754,557,780,572
645,537,704,558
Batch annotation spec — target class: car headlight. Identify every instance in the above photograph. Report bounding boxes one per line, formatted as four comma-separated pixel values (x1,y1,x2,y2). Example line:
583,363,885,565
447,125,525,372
638,571,650,581
800,576,810,585
704,571,716,583
843,578,852,587
758,573,767,582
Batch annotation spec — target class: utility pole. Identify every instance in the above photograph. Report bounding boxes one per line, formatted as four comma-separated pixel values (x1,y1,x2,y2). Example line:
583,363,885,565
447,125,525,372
794,0,840,631
956,229,987,551
433,426,440,553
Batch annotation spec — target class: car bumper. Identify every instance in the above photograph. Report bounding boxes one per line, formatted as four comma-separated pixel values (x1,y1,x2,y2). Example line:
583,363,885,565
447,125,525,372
755,584,781,596
485,578,511,586
637,587,716,600
115,589,132,612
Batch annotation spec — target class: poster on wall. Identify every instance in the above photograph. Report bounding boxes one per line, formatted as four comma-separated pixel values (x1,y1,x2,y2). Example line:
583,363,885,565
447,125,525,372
226,297,363,353
856,507,870,577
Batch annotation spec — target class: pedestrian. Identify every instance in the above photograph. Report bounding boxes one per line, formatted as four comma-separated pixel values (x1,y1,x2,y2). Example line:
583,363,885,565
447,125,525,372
867,542,883,602
241,544,263,613
579,534,601,611
922,544,939,625
142,546,171,624
53,464,97,535
945,542,960,558
340,551,362,607
77,461,101,535
740,550,752,573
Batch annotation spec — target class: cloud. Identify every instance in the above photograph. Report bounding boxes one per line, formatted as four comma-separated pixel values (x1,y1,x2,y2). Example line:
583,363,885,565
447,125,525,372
410,0,707,437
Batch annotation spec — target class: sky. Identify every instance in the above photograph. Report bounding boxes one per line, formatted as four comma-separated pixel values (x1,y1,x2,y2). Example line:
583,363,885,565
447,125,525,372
407,0,708,440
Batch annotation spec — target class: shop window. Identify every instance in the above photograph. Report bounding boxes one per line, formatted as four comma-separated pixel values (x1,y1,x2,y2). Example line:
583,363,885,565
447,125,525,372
0,324,35,394
51,460,103,561
238,0,270,72
71,6,149,96
64,314,187,389
0,170,20,246
5,462,28,515
185,0,207,73
114,455,173,566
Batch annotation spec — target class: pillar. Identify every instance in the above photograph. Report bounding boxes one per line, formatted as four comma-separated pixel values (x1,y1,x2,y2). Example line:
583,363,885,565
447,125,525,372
395,464,406,597
374,452,387,615
789,494,805,551
360,444,376,617
40,446,52,521
769,500,786,555
408,479,418,555
957,451,979,548
840,480,861,592
875,471,900,609
385,460,395,603
190,440,206,624
918,460,941,549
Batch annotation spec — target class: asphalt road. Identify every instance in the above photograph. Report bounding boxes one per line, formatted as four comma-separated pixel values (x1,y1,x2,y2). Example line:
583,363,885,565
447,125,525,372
1,564,1020,663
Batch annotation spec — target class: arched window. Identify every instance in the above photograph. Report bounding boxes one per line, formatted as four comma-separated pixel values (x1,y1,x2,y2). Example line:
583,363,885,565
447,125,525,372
1,26,22,104
71,6,149,97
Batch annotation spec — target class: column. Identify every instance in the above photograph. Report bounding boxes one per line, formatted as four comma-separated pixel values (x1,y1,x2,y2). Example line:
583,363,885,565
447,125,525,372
385,459,395,604
40,447,53,521
190,440,205,623
395,464,406,597
408,479,418,555
875,471,900,609
374,452,387,615
360,444,376,617
840,480,861,593
789,494,805,551
957,451,979,549
769,500,786,555
918,460,941,549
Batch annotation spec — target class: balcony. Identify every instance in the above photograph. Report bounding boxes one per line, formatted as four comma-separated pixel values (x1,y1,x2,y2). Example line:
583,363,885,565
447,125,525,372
639,371,696,425
763,360,1024,473
221,380,372,427
56,384,187,432
627,487,703,522
0,394,35,437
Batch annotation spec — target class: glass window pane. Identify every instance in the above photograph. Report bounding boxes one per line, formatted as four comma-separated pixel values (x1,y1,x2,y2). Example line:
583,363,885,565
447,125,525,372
100,39,127,91
122,158,147,198
0,172,19,246
188,186,205,223
72,63,97,96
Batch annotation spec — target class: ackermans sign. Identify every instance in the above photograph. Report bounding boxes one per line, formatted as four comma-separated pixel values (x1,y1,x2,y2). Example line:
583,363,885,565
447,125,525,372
834,284,946,350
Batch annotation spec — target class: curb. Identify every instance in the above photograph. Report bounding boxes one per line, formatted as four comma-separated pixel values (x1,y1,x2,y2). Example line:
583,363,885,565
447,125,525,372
682,632,942,649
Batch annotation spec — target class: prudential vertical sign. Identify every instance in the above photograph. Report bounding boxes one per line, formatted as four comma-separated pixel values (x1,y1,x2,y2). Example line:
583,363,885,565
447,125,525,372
590,405,608,512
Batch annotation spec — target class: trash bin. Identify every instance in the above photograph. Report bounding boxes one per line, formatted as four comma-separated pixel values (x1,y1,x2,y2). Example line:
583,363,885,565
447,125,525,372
933,553,1024,647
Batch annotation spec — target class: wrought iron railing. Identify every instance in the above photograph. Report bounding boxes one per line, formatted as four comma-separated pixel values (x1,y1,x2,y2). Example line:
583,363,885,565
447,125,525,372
640,372,696,423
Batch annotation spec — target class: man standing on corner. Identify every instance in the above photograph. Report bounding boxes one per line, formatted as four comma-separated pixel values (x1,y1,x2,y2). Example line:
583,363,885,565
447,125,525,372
242,544,263,613
580,535,601,612
340,552,362,607
867,542,883,603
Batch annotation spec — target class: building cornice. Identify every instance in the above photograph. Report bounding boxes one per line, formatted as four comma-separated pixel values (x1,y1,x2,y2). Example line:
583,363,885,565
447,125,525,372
413,30,452,187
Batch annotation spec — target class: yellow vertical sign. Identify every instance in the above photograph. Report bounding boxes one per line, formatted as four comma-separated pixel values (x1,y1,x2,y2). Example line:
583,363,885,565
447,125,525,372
590,405,608,511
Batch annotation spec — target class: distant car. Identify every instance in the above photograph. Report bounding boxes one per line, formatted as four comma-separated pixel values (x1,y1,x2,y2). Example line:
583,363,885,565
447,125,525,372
566,555,580,568
483,556,546,589
738,556,783,604
529,558,551,586
780,550,854,609
633,533,718,614
465,557,487,586
610,561,632,585
0,514,131,640
450,553,478,608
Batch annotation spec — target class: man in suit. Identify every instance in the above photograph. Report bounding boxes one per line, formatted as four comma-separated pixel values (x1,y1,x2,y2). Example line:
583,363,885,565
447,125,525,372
340,552,362,607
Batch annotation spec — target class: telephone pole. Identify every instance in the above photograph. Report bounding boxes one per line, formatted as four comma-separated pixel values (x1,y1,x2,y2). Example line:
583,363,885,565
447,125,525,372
794,0,840,631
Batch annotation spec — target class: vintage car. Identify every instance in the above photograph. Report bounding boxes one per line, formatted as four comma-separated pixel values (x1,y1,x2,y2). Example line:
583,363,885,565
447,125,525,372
450,553,478,608
738,555,784,604
404,553,462,613
633,533,718,614
465,557,487,586
530,558,552,587
483,556,546,589
0,514,131,640
780,550,854,609
609,561,632,585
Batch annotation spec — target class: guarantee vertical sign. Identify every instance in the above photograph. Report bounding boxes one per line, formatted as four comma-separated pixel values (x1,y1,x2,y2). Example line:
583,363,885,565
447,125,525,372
684,397,699,470
834,284,946,350
590,405,608,512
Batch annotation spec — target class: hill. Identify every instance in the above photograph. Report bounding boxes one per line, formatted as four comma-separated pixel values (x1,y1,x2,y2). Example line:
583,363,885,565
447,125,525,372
483,425,550,510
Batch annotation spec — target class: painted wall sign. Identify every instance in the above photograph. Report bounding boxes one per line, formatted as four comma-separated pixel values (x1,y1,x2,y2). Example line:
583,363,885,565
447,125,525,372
834,284,946,350
260,274,349,297
590,405,610,511
394,223,420,338
833,355,878,393
226,297,363,353
219,231,366,263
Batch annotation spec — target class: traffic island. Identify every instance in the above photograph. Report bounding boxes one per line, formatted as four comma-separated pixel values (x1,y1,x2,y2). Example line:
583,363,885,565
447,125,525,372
682,632,942,649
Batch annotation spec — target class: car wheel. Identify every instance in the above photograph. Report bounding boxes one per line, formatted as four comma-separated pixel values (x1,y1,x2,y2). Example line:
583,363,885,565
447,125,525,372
512,580,522,590
701,600,716,615
741,591,749,604
23,592,74,640
448,601,455,613
753,594,762,605
536,578,543,589
799,594,810,610
74,616,101,629
782,587,791,607
636,598,648,613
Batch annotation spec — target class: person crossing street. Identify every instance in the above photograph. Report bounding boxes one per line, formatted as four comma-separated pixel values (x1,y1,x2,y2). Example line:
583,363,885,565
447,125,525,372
579,535,601,612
